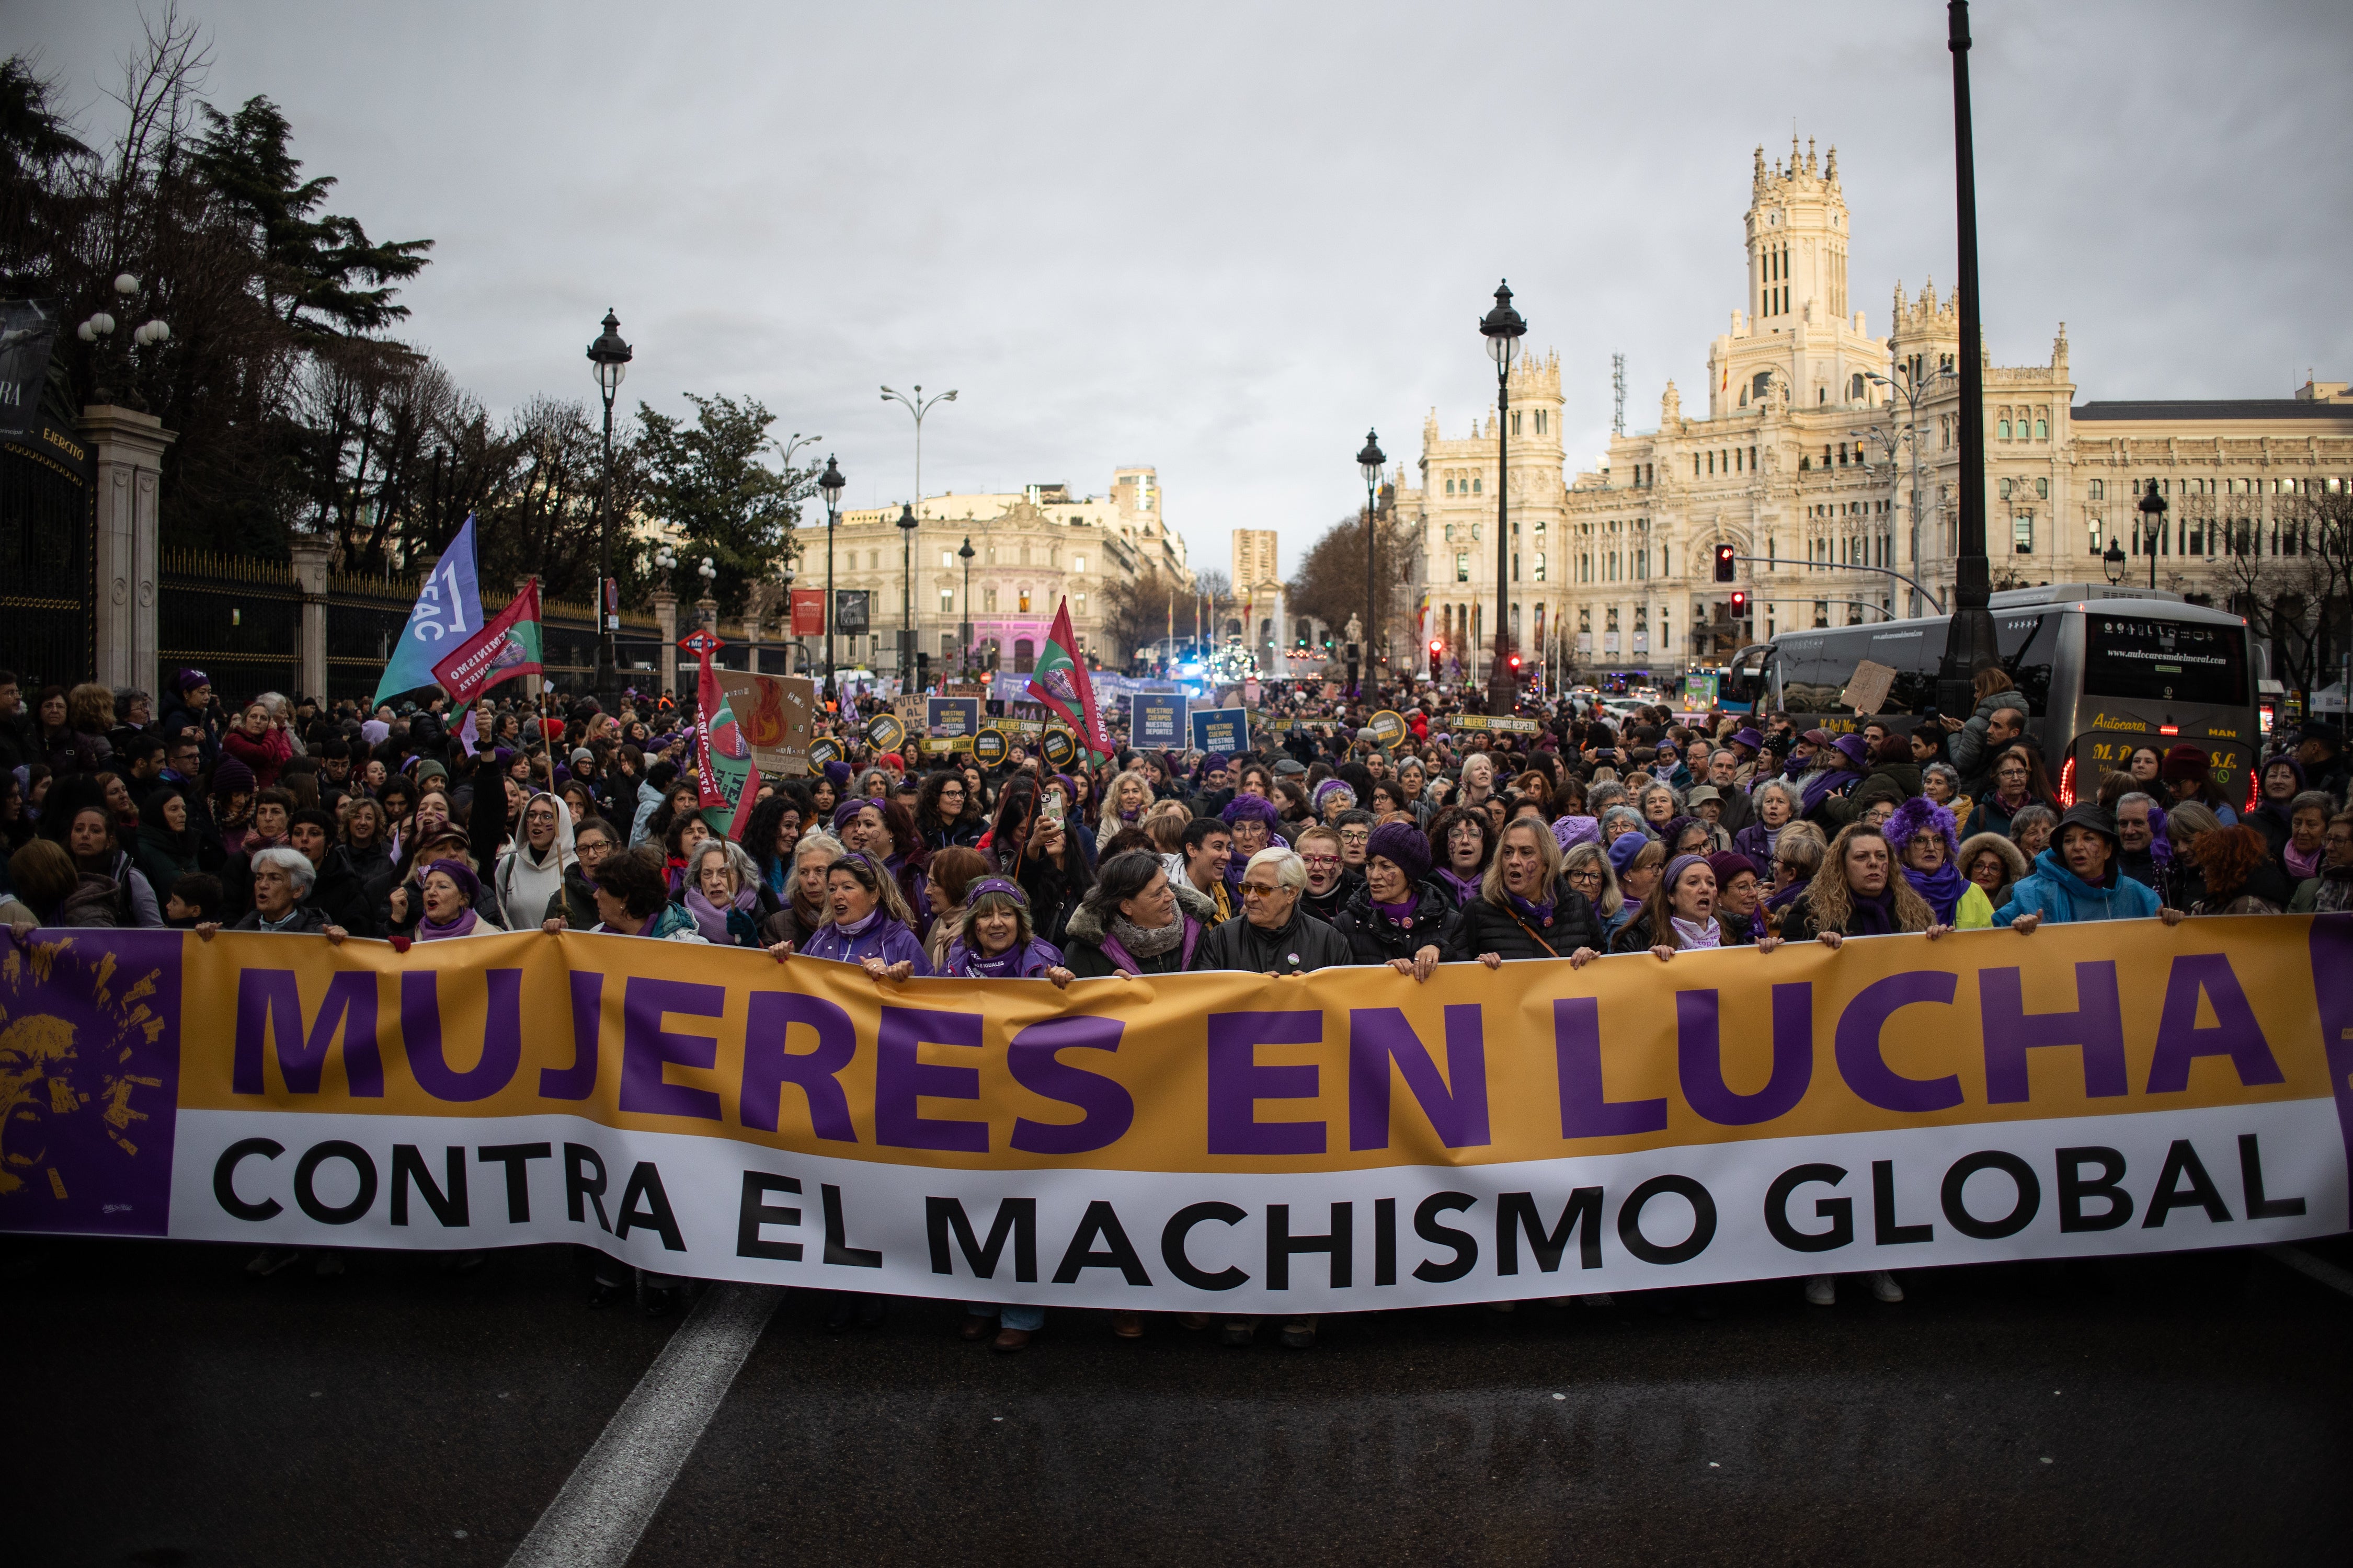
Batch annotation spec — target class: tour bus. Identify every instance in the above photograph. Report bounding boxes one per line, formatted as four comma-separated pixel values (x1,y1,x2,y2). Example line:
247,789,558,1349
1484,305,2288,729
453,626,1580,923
1719,584,2261,811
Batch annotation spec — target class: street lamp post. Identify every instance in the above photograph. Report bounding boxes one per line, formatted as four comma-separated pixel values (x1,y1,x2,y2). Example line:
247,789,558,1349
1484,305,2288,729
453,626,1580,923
881,383,957,689
2102,535,2127,587
1936,0,1997,716
895,503,919,691
1355,428,1385,701
1864,361,1956,617
1478,281,1526,715
78,272,168,410
818,456,845,703
586,308,634,697
2138,480,2168,591
957,535,976,679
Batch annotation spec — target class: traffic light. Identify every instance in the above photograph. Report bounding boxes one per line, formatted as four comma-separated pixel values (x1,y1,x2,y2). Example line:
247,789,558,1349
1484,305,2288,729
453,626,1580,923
1507,653,1523,681
1429,638,1443,657
1713,543,1737,582
1730,590,1749,619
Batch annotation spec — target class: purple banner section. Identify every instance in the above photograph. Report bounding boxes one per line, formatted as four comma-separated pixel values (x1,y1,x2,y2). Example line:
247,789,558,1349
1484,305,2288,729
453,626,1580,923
0,930,185,1238
2308,913,2353,1229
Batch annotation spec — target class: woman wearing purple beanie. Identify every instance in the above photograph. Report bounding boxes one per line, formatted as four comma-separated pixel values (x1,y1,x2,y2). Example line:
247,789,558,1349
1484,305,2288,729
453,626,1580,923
1335,819,1461,978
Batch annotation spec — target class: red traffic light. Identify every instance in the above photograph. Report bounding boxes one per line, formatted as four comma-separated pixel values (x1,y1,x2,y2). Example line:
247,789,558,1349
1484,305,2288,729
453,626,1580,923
1730,590,1750,617
1714,543,1737,582
1429,639,1444,655
1507,653,1522,670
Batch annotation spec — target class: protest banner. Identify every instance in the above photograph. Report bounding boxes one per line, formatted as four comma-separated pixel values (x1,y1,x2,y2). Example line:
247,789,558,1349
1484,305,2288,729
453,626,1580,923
4,918,2343,1315
927,697,981,743
972,728,1010,768
1367,710,1407,747
1191,706,1250,754
1128,693,1185,750
865,714,906,753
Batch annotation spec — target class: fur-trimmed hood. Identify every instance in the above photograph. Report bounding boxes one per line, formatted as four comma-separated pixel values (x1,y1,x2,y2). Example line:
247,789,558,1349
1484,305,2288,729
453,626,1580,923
1065,876,1216,945
1957,830,2029,885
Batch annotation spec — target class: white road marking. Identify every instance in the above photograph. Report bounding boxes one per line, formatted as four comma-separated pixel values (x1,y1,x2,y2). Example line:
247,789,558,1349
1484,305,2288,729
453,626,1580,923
506,1285,781,1568
2262,1243,2353,1300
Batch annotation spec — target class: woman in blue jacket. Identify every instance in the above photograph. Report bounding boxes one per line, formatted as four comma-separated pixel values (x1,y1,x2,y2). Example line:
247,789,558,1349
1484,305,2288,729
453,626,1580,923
1995,803,2187,931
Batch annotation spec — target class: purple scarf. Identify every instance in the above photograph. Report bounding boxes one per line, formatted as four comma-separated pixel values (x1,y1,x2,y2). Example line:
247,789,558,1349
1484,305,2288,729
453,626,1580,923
1798,762,1856,817
1374,896,1420,925
685,883,755,944
417,907,481,941
1436,867,1484,905
1903,862,1972,925
1505,891,1557,927
1844,889,1900,935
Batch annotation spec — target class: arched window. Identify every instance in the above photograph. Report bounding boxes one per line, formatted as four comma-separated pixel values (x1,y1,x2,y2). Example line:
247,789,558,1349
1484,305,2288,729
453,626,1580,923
2089,478,2105,500
2033,418,2048,440
2036,477,2048,499
1472,476,1482,495
2000,477,2014,499
1013,638,1036,673
1444,477,1454,495
1997,418,2012,440
1534,552,1547,582
1849,372,1866,400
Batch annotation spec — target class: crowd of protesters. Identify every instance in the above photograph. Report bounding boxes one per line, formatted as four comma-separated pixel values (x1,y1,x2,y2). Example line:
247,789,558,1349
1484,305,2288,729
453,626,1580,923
4,658,2343,1345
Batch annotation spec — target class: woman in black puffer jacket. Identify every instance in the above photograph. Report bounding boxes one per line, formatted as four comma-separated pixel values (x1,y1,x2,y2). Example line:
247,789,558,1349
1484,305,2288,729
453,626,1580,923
1445,818,1604,968
1335,820,1461,978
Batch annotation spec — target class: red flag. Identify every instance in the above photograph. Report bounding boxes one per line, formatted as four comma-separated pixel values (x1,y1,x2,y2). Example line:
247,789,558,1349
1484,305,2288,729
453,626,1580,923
680,628,728,808
1024,597,1113,759
431,578,544,703
727,758,764,841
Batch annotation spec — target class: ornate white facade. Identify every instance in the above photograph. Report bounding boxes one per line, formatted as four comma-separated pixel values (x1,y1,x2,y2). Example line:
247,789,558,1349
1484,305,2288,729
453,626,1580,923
1400,137,2353,682
814,465,1187,672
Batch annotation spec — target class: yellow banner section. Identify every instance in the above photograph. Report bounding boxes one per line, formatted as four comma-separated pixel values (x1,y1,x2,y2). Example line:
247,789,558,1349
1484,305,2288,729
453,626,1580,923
180,917,2332,1175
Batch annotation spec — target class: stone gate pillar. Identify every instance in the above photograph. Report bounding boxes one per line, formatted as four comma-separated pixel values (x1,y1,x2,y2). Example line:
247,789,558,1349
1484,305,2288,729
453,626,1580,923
81,405,176,697
288,535,332,701
650,590,679,697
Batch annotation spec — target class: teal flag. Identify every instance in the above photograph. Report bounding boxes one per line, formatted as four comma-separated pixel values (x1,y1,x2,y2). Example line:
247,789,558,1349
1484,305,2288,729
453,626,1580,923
371,516,483,707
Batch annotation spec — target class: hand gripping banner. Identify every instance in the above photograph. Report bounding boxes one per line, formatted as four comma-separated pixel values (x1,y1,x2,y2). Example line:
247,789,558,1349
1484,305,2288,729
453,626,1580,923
3,917,2348,1315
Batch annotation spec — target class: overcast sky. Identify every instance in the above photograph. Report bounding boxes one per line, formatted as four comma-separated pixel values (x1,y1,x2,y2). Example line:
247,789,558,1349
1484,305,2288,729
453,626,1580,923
13,2,2352,575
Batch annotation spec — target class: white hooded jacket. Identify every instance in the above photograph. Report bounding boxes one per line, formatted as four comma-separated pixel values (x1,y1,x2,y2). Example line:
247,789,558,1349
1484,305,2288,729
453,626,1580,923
493,791,575,928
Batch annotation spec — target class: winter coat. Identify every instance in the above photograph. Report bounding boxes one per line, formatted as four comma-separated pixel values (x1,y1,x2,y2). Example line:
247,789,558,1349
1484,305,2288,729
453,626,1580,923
1063,879,1215,978
1444,888,1606,963
1959,789,2046,844
799,914,933,974
630,778,667,848
220,725,292,791
1824,762,1922,827
545,863,601,931
1333,880,1461,966
304,844,379,937
1731,819,1784,867
1190,906,1353,975
1993,849,2163,926
1300,868,1365,926
1956,832,2029,912
1947,691,2032,783
231,903,331,935
590,902,711,943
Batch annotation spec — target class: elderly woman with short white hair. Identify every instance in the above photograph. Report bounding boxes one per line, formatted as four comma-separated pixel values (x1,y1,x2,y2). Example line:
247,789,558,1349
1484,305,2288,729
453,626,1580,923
197,845,348,940
1188,845,1352,975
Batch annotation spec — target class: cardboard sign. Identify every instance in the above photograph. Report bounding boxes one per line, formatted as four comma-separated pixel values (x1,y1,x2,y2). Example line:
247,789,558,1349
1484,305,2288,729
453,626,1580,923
972,728,1010,767
1190,707,1249,755
1128,692,1186,750
715,669,817,777
1839,659,1898,716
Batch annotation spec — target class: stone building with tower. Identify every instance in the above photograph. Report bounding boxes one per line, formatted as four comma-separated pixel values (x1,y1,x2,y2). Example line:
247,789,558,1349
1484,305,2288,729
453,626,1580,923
1399,137,2353,687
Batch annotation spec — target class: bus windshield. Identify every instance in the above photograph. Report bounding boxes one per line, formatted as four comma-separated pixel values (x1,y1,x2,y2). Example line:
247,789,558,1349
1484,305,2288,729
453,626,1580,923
2082,615,2247,706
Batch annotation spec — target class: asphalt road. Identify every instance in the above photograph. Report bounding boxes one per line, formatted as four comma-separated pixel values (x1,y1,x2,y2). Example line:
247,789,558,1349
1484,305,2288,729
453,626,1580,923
12,1235,2352,1567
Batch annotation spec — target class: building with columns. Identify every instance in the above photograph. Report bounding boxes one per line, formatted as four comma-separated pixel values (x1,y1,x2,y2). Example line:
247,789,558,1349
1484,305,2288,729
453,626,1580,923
1401,136,2353,686
812,464,1188,674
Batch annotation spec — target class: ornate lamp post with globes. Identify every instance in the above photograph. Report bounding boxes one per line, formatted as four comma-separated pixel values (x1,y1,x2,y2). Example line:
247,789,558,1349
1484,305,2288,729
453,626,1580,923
1478,281,1526,714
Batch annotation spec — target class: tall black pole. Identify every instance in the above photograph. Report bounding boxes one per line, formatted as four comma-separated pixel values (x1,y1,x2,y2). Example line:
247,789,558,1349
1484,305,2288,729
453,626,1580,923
1488,363,1513,713
596,392,615,694
1938,0,1996,713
